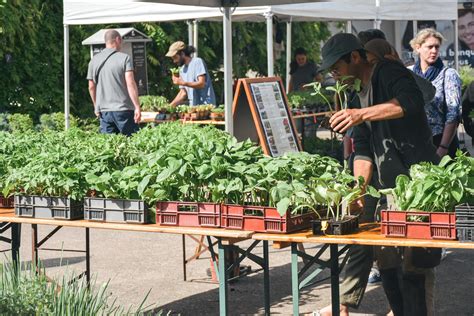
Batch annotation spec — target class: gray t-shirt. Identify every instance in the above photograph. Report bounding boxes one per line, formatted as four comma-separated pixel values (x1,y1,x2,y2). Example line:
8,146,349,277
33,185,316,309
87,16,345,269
87,48,134,112
179,57,216,106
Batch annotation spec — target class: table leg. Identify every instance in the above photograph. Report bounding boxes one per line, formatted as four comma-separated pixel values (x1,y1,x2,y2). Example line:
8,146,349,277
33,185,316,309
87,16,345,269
85,228,90,284
218,238,228,315
31,224,38,265
182,235,187,281
263,240,270,315
11,223,21,265
301,117,305,148
330,244,340,316
291,242,300,316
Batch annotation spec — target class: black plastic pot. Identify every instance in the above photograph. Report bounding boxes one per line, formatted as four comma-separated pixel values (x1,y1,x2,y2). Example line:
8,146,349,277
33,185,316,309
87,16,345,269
312,215,359,235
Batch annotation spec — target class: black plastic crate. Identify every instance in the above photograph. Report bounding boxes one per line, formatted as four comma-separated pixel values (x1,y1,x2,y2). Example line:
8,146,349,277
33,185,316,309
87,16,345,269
14,195,83,220
457,226,474,242
84,197,148,224
455,204,474,224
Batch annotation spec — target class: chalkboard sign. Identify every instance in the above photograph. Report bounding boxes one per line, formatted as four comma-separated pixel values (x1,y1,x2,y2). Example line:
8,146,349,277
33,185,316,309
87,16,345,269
132,42,148,95
232,77,301,157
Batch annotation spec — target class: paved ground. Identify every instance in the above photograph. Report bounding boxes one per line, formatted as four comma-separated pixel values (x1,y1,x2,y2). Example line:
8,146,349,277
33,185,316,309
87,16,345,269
1,130,473,315
1,225,473,315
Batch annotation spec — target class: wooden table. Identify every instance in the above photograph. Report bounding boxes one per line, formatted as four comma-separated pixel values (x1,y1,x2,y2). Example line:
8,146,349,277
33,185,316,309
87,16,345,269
140,112,225,125
253,223,474,316
0,210,268,316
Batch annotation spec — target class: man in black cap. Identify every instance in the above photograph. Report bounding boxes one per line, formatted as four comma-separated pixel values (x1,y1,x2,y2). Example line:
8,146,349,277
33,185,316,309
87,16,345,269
317,33,440,316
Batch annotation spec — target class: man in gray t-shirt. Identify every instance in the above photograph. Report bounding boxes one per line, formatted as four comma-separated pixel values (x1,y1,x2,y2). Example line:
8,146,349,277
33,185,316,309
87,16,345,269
166,41,216,106
87,29,141,136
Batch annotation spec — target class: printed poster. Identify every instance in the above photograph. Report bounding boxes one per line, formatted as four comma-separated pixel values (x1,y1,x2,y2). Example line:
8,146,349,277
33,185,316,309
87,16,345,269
249,82,299,157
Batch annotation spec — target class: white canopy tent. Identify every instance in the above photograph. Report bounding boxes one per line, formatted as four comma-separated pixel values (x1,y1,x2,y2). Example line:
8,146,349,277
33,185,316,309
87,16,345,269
63,0,458,133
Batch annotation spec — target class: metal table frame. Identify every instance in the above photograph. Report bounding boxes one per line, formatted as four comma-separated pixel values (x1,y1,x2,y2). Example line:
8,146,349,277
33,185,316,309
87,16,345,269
0,211,269,316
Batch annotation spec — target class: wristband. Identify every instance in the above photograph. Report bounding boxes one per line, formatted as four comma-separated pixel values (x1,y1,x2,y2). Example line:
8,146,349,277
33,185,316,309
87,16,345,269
439,144,449,150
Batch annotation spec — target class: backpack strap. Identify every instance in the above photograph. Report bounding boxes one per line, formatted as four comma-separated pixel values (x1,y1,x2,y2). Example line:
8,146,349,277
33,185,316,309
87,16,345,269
94,50,118,85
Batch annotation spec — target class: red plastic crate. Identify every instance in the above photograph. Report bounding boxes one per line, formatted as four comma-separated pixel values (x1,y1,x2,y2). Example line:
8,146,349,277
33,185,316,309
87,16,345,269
0,195,14,208
156,201,221,228
381,210,456,240
221,204,316,233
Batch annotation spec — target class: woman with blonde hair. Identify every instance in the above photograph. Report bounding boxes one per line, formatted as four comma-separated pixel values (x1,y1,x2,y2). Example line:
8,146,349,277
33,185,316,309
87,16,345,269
410,28,461,158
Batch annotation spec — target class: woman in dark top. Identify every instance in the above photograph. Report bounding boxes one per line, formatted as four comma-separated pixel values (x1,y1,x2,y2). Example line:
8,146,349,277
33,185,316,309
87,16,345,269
288,47,321,92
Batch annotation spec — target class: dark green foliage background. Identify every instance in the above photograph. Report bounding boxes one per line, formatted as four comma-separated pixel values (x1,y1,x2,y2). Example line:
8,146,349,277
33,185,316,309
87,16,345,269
0,1,329,120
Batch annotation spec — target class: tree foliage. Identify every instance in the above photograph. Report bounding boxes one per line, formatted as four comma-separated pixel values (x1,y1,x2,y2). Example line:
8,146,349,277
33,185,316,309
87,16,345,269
1,1,330,119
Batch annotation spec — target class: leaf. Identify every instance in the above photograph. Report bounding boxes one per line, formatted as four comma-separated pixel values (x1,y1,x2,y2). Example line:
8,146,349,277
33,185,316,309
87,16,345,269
137,175,152,197
276,198,291,216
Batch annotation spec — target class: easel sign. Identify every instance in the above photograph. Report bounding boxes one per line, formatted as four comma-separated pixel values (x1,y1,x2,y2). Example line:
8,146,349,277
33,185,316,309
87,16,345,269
232,77,301,157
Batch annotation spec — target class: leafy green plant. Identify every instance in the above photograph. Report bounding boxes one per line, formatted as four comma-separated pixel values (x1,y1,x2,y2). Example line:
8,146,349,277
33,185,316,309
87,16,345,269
0,260,154,315
7,114,34,133
380,152,474,212
304,82,334,112
0,113,10,132
303,136,343,162
305,76,361,111
170,67,181,76
459,65,474,92
211,104,225,114
39,112,78,131
139,95,170,112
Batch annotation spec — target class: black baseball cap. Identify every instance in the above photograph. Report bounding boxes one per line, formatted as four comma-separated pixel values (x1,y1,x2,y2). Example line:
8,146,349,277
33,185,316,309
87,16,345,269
320,33,364,71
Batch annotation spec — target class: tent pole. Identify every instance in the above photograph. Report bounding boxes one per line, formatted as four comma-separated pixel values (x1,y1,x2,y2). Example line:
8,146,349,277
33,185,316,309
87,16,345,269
64,24,70,130
187,20,194,46
412,20,417,37
193,20,199,57
346,21,352,33
223,7,233,135
454,19,459,71
286,19,292,93
265,12,274,77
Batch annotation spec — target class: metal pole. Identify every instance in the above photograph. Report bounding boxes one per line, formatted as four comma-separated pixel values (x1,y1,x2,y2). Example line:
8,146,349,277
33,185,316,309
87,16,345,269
454,19,459,71
265,12,274,77
187,20,194,46
286,20,292,93
330,244,340,316
193,20,199,57
182,235,187,281
85,228,90,284
223,7,234,135
32,224,38,265
64,24,70,130
346,21,352,33
412,20,417,36
218,238,228,315
291,243,300,315
263,240,270,315
11,223,21,265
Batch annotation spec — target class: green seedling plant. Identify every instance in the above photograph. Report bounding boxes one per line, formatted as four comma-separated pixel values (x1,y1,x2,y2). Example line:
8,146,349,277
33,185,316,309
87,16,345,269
170,67,181,76
304,82,334,112
380,152,474,213
304,76,362,111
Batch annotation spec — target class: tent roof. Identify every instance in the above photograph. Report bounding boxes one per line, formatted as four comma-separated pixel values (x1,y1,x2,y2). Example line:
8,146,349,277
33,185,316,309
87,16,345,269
136,0,316,6
64,0,458,25
81,27,152,45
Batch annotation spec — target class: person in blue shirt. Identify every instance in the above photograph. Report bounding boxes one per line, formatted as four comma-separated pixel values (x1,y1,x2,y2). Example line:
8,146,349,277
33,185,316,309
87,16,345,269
166,41,216,107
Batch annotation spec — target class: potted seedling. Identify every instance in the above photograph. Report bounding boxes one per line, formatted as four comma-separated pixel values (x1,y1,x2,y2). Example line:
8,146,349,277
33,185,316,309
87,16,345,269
210,105,225,121
170,67,181,78
304,76,361,131
176,105,189,119
379,153,473,240
276,166,380,235
188,106,198,120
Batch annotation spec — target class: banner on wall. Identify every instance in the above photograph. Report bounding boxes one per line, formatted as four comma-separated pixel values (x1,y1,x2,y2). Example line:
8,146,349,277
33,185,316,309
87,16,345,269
446,2,474,67
398,2,474,67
